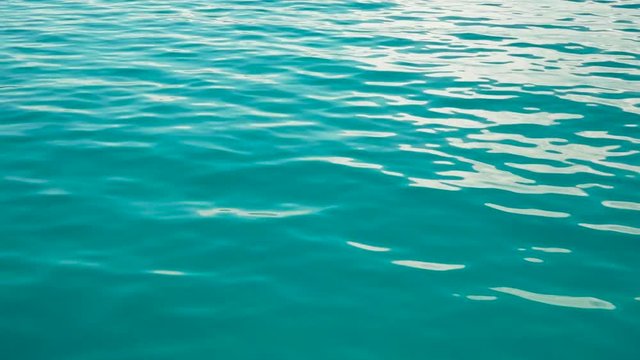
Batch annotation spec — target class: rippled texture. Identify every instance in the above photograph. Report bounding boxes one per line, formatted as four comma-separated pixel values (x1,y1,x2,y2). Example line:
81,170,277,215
1,0,639,359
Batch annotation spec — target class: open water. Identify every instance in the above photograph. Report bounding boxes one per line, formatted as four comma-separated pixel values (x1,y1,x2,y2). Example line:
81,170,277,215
1,1,639,359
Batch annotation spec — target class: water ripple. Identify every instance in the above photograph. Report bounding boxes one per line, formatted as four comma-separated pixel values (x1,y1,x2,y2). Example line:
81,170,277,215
492,287,616,310
485,202,570,218
346,241,391,252
579,223,640,236
197,207,315,219
392,260,466,272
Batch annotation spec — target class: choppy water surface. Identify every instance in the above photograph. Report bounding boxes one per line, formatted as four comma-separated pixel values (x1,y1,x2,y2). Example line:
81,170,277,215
1,0,639,359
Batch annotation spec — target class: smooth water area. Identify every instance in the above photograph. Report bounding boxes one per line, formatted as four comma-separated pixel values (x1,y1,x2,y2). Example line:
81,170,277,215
1,0,639,359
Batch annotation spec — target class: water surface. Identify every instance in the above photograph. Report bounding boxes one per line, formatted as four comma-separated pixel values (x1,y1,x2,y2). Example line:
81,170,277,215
1,0,639,359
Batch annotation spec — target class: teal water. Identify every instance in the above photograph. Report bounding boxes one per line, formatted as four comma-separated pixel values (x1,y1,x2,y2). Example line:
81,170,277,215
1,0,639,358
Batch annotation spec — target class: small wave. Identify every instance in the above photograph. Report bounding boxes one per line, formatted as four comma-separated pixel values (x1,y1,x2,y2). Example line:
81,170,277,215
492,287,615,310
485,203,570,218
579,223,640,236
197,207,314,218
602,201,640,211
466,295,498,301
347,241,390,252
531,247,572,254
148,270,187,276
392,260,465,271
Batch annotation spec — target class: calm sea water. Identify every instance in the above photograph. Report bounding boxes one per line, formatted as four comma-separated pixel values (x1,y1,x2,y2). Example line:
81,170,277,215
1,0,639,359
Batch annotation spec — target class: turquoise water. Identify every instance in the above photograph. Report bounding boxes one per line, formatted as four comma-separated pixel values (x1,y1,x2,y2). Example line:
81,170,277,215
1,0,639,358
